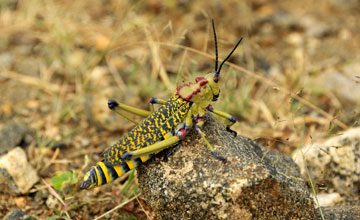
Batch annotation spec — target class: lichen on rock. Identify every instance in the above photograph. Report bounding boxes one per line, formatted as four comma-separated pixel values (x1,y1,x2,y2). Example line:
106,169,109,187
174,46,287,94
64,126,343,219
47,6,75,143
138,113,315,220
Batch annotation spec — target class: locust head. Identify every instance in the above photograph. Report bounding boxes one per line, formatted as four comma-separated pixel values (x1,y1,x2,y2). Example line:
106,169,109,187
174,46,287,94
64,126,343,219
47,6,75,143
176,20,243,107
205,71,220,101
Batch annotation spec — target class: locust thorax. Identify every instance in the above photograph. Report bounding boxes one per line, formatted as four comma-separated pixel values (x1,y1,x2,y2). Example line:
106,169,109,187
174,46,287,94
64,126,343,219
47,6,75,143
176,71,221,108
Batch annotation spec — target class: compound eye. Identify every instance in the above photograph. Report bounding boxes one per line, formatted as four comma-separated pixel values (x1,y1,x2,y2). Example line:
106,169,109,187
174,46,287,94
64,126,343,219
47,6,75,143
212,93,219,101
213,71,219,83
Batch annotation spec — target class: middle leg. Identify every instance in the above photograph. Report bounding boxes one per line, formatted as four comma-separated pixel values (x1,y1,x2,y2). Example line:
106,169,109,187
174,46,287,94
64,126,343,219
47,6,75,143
194,106,226,162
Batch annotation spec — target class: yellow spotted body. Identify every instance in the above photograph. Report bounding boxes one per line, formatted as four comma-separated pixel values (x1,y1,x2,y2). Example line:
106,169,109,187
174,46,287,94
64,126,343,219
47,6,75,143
104,94,191,166
81,95,192,188
80,21,243,190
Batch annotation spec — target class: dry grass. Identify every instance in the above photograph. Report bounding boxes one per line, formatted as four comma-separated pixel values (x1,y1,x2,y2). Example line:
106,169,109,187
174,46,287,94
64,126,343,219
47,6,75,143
0,0,359,219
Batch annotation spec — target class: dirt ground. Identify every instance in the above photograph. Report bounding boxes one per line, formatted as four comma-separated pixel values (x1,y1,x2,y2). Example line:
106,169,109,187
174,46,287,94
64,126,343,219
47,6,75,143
0,0,359,219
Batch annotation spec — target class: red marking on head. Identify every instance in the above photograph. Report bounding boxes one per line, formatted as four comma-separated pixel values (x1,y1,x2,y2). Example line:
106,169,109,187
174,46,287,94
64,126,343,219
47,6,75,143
200,80,207,86
195,77,205,83
176,82,193,94
176,78,209,101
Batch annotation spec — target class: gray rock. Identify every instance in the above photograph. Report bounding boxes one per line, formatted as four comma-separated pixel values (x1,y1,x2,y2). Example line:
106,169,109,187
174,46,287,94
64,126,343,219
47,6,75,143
317,206,360,220
316,67,360,105
0,167,20,194
138,113,315,220
3,209,36,220
293,127,360,195
317,192,342,207
0,120,30,155
0,147,39,194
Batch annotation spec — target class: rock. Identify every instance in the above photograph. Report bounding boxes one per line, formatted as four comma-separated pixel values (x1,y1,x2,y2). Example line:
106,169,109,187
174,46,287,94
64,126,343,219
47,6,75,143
335,196,360,207
316,206,360,220
3,209,36,220
0,147,39,194
292,127,360,195
0,120,31,155
316,67,360,105
46,195,59,209
138,113,315,220
14,196,27,208
317,192,342,207
0,167,20,194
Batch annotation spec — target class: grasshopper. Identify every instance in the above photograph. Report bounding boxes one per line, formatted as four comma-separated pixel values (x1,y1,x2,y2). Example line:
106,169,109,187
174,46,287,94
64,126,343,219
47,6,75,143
80,21,243,189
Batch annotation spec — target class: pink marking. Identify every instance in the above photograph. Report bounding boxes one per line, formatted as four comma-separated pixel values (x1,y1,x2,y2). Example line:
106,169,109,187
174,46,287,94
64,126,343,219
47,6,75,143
206,104,214,112
194,117,204,124
177,128,188,139
195,77,205,83
176,82,193,93
200,80,207,86
176,78,208,101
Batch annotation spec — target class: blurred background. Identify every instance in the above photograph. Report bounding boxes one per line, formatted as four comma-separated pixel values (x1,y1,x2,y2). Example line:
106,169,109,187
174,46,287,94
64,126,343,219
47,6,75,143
0,0,359,219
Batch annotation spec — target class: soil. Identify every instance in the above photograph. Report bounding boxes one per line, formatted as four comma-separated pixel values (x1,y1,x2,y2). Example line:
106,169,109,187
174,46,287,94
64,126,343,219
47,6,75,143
0,0,359,219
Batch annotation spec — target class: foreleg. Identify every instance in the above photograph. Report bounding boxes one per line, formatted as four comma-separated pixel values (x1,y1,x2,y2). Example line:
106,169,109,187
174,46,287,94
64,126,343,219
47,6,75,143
206,104,237,137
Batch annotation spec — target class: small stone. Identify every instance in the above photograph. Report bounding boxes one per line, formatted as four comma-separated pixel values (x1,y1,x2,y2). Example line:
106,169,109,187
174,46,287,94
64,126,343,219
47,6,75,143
286,32,303,46
3,209,36,220
0,167,20,194
14,196,27,208
317,193,342,207
0,147,39,194
0,120,30,155
293,127,360,195
316,68,360,105
46,195,59,209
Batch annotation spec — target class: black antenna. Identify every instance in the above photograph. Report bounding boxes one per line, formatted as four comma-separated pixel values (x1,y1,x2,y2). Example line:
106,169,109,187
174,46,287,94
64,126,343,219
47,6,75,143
218,37,243,74
212,19,219,72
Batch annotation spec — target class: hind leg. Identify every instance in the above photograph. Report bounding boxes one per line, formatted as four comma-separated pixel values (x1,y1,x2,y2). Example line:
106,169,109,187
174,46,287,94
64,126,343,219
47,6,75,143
149,97,167,113
108,99,151,125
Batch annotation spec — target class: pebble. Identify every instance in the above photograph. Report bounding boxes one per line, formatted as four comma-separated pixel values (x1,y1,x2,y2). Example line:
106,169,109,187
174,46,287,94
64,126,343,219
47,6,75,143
0,147,39,194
